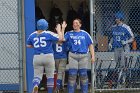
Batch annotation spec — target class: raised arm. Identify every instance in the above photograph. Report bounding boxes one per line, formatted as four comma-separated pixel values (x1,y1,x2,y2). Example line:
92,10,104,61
61,21,67,41
55,24,63,41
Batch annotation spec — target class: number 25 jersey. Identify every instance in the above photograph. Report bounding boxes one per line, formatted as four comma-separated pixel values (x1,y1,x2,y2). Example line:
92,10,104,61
27,31,59,55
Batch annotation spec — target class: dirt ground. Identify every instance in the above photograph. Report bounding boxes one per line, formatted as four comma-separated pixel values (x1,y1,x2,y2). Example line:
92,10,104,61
37,90,140,93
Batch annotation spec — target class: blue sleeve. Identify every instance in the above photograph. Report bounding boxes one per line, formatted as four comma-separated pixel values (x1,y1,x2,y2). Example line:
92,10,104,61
64,42,69,52
86,33,93,46
48,33,59,41
64,32,69,41
123,25,134,40
27,36,32,45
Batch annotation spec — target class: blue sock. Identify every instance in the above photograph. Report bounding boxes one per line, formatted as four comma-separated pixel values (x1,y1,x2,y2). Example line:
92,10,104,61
57,79,62,89
81,82,88,93
47,87,53,93
68,83,77,93
32,77,41,87
33,82,39,87
47,78,54,93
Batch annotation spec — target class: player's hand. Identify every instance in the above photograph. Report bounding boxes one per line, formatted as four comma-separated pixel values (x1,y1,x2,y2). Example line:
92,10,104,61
91,56,95,63
108,43,112,50
27,45,33,48
55,24,61,32
61,21,67,30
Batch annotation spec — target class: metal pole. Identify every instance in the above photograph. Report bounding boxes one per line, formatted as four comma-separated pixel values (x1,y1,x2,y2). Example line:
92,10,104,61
89,0,95,93
90,0,94,38
18,0,23,92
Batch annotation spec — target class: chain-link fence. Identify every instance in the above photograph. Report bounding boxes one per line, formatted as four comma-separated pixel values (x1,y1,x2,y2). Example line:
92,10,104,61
0,0,23,92
94,0,140,92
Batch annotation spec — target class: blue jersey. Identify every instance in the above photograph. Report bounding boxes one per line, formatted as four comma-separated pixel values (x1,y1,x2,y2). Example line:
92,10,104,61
27,31,59,55
64,30,93,54
112,24,134,48
52,42,68,59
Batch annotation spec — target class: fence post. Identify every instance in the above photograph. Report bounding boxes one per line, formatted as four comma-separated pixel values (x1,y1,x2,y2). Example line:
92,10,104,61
90,0,96,93
18,0,23,92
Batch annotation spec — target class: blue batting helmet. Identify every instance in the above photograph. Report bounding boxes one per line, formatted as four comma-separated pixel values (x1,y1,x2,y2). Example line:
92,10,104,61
37,19,48,30
115,11,125,20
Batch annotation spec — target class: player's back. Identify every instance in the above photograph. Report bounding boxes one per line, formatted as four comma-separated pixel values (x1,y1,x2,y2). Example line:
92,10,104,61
52,42,68,59
27,31,59,55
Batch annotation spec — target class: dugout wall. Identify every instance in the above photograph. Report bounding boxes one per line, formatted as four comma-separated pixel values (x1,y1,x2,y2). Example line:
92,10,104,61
24,0,35,93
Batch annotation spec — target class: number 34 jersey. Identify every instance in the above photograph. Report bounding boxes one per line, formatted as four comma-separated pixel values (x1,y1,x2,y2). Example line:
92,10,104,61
27,31,59,55
64,30,93,53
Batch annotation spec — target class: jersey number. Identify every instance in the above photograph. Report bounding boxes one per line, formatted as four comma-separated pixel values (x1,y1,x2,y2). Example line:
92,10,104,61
74,40,81,45
116,36,121,41
56,44,62,52
34,37,47,48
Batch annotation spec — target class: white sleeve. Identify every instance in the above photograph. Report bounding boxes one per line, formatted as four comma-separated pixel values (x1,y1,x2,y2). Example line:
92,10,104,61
125,26,134,44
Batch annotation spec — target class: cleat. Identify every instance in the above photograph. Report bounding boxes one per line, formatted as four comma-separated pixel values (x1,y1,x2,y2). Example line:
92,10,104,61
32,85,38,93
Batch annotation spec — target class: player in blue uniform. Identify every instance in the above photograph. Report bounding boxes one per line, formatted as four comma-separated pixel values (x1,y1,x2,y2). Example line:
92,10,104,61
26,19,63,93
52,21,68,91
64,18,95,93
52,42,68,91
109,11,134,88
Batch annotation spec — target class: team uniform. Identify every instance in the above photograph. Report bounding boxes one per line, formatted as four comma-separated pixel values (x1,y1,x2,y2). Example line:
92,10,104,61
64,30,93,93
110,22,134,88
112,23,134,68
27,30,60,93
52,42,68,90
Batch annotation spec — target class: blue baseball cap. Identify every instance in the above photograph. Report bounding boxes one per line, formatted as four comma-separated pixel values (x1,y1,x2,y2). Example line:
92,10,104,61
115,11,125,20
37,19,48,30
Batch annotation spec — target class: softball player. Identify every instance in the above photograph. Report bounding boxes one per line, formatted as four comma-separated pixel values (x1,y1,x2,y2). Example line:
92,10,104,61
52,42,68,91
27,19,63,93
109,11,134,87
64,18,95,93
